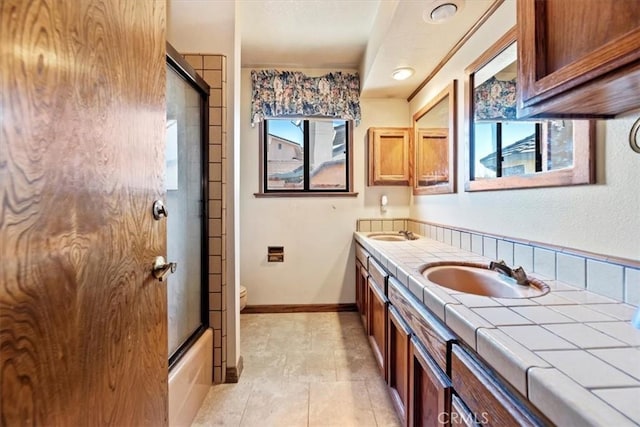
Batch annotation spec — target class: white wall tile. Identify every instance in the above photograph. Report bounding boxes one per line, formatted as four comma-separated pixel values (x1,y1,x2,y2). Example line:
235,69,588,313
534,247,556,279
483,237,497,260
497,240,514,266
625,268,640,306
460,232,471,251
514,244,533,272
556,253,586,288
587,259,624,301
471,234,483,255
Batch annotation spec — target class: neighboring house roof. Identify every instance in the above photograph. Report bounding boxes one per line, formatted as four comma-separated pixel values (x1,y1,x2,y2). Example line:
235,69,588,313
480,133,535,171
310,159,344,177
271,165,303,182
269,133,301,148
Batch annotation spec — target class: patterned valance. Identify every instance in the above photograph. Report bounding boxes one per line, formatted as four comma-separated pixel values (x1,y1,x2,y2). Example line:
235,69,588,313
474,76,517,121
251,70,361,126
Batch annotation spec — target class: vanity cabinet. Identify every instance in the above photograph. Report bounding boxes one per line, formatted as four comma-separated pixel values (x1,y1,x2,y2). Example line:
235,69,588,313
367,258,389,378
353,241,550,426
517,0,640,118
388,306,411,426
367,127,411,186
409,336,452,427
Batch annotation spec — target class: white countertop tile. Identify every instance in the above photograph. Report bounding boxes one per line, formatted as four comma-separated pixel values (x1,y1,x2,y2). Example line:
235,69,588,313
472,307,533,326
593,388,640,424
510,305,575,324
586,321,640,346
498,325,577,351
535,349,639,388
528,368,637,427
476,328,550,396
542,323,627,348
548,304,617,322
588,348,640,380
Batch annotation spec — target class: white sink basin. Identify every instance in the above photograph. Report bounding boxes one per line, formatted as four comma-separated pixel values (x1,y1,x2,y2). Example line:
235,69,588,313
367,233,408,242
421,262,549,299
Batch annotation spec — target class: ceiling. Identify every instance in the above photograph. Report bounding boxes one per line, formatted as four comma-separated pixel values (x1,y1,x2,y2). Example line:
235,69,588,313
239,0,497,99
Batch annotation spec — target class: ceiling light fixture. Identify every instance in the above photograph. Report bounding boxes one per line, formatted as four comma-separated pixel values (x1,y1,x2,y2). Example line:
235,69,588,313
392,67,414,81
423,0,464,24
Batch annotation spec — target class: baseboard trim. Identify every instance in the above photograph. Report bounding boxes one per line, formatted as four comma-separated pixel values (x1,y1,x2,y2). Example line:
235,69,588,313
242,303,357,314
225,356,243,383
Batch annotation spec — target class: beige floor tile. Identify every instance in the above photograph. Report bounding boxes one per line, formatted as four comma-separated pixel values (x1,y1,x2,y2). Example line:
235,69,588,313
366,377,402,427
194,312,397,426
334,348,381,381
238,350,287,382
191,382,253,426
309,381,377,426
284,350,337,382
240,381,309,427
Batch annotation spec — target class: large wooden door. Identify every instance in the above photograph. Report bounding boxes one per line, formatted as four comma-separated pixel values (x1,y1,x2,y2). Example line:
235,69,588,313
1,1,167,425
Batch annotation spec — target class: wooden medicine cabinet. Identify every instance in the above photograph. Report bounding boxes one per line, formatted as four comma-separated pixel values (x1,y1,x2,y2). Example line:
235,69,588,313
412,81,457,195
367,127,411,186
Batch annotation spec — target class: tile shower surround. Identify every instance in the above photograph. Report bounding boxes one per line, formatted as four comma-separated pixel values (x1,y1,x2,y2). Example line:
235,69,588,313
357,218,639,306
183,53,228,383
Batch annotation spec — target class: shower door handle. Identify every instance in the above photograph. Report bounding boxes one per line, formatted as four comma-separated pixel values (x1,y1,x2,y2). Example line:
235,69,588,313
152,256,177,282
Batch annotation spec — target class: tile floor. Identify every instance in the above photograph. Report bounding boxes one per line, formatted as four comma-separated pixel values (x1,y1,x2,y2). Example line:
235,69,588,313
192,312,401,427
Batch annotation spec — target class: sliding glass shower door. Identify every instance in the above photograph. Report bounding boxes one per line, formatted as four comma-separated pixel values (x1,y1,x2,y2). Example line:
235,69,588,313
165,54,208,366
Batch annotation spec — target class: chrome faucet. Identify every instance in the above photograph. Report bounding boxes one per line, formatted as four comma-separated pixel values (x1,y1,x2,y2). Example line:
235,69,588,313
489,260,529,286
398,230,418,240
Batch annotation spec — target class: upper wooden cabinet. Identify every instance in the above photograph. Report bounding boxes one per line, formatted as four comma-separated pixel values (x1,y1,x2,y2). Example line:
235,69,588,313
517,0,640,118
368,127,411,186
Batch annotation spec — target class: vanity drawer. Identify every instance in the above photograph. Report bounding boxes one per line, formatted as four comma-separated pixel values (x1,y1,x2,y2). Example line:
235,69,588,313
368,258,388,295
356,244,370,268
388,278,456,373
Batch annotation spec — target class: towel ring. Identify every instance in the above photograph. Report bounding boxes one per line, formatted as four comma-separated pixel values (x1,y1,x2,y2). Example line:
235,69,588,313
631,117,640,154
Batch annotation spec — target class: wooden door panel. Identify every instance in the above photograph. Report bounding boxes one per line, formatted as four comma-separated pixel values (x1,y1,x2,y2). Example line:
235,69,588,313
409,337,452,427
1,1,167,425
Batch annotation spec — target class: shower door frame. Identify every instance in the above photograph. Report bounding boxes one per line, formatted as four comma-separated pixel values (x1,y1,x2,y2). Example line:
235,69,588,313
166,42,210,370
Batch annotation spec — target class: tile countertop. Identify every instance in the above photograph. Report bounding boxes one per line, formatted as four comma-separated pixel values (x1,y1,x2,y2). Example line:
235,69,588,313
354,231,640,427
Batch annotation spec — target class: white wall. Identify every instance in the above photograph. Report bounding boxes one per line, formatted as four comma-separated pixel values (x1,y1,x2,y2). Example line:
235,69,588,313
240,68,410,305
408,1,640,261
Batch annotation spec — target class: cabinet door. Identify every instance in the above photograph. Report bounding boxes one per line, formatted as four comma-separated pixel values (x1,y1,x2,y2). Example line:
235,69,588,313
517,0,640,117
451,345,547,426
356,259,367,328
368,127,411,186
388,306,411,426
367,278,388,378
409,337,452,427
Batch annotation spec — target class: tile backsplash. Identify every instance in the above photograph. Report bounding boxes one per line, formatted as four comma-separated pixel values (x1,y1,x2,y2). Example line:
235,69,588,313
356,218,639,306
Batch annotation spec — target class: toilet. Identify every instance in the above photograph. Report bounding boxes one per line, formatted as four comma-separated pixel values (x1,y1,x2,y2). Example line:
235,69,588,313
239,286,247,311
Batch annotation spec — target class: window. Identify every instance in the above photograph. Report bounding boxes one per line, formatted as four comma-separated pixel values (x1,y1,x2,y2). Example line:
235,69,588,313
257,118,356,196
466,27,595,191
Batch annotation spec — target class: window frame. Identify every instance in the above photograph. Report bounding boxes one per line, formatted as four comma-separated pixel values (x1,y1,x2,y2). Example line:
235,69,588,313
255,117,357,197
465,27,595,192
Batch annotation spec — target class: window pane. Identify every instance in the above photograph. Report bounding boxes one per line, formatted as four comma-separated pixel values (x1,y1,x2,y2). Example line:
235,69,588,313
546,120,573,171
266,119,304,190
500,121,538,176
309,120,347,190
474,122,498,179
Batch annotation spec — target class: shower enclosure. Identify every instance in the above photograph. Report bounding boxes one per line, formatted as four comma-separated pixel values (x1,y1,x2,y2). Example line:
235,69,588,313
165,46,209,367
